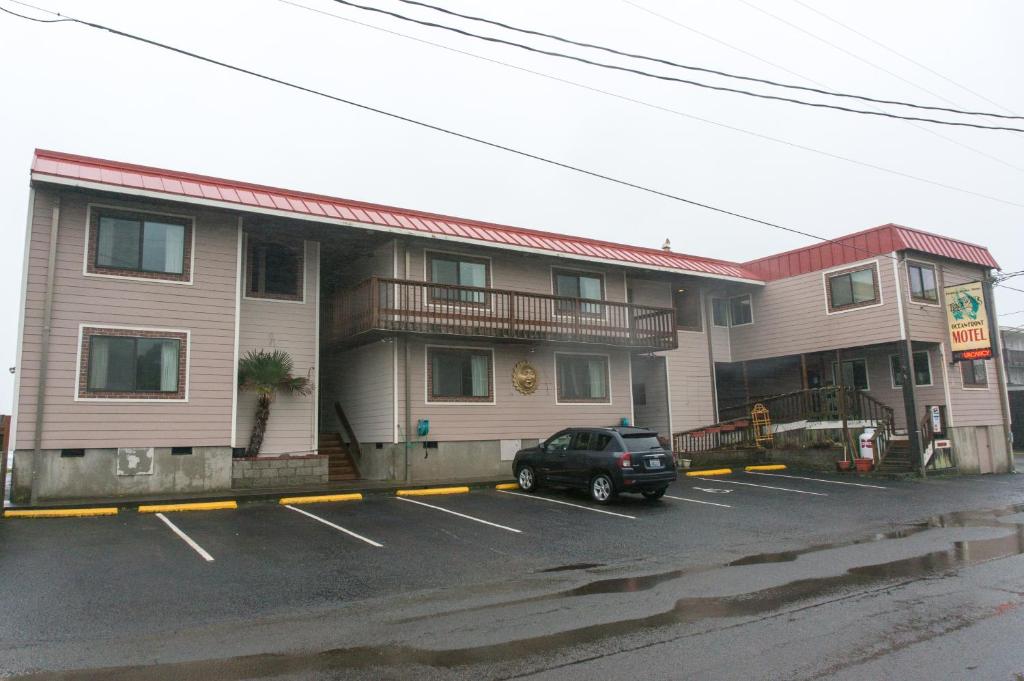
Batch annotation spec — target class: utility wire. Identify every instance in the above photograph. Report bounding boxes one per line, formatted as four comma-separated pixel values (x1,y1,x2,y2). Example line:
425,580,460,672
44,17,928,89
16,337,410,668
277,0,1024,211
391,0,1019,121
789,0,1018,116
618,0,1024,175
324,0,1024,133
1,0,1017,293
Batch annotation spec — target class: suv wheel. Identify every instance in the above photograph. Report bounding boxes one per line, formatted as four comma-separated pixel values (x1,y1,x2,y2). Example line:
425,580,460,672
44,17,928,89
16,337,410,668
517,465,538,492
590,473,616,504
642,487,667,500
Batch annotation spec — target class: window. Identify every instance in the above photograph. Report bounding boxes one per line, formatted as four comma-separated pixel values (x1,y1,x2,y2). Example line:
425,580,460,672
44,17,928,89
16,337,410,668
89,208,190,281
556,354,610,402
553,269,604,316
730,294,753,326
712,298,730,327
961,359,988,387
622,433,663,452
890,351,932,387
427,252,489,305
571,431,612,452
908,263,938,303
827,265,879,311
427,348,492,402
80,328,187,399
832,358,869,390
546,431,573,453
247,236,303,300
673,287,702,331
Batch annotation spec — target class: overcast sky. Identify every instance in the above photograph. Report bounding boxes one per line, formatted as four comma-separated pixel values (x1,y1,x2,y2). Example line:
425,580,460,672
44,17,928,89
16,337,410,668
1,0,1022,414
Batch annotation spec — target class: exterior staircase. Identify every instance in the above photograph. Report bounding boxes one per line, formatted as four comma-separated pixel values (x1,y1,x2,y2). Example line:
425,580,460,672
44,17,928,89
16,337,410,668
875,436,914,473
318,432,360,482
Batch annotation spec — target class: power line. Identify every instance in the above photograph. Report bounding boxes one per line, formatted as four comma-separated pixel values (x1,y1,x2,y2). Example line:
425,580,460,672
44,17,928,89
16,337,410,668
1,0,1017,292
789,0,1018,116
389,0,1021,121
276,0,1024,211
617,0,1024,175
324,0,1024,133
1000,309,1024,318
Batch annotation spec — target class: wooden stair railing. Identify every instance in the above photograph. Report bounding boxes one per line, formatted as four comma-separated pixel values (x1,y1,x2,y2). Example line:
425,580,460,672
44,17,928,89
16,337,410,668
332,401,362,478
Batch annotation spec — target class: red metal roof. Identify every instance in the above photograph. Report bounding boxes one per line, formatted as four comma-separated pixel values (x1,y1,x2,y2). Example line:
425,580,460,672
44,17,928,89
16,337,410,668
30,149,762,282
741,223,1000,281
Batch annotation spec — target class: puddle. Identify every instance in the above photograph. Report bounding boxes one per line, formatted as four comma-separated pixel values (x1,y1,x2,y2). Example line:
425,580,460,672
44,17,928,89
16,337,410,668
536,563,605,573
21,504,1024,680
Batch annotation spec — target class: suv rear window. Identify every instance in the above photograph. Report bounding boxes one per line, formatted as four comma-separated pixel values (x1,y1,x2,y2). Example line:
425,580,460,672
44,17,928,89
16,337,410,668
622,434,663,452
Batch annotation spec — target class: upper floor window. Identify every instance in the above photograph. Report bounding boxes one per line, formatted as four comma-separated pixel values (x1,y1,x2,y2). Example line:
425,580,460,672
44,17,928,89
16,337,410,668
79,327,187,399
553,269,604,316
247,235,303,301
88,207,191,282
961,359,988,387
826,264,880,312
556,353,610,403
427,347,493,402
427,252,489,305
832,358,869,390
908,262,938,303
890,351,932,387
729,294,753,326
673,287,702,332
711,298,730,327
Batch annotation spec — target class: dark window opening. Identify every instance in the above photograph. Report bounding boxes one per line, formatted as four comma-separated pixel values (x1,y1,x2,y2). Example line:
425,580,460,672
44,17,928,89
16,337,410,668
891,351,932,386
427,252,489,304
247,237,303,300
428,348,492,402
553,270,604,316
828,266,879,310
171,446,193,455
60,448,85,457
712,298,730,326
556,354,610,402
673,287,702,331
87,335,180,393
729,294,753,326
961,359,988,386
908,263,939,303
833,358,869,390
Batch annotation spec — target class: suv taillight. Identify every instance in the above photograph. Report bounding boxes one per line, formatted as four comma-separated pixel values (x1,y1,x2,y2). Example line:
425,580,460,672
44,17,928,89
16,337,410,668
618,452,632,469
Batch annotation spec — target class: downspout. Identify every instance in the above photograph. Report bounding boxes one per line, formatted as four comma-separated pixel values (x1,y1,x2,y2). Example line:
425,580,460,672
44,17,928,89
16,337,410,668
30,196,60,506
703,289,719,423
404,244,412,482
983,275,1015,473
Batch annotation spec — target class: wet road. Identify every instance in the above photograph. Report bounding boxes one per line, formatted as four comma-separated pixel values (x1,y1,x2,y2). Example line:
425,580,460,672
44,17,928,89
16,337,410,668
3,466,1024,680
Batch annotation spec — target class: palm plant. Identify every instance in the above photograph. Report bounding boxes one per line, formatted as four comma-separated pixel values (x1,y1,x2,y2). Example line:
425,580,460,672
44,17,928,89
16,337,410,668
238,349,313,456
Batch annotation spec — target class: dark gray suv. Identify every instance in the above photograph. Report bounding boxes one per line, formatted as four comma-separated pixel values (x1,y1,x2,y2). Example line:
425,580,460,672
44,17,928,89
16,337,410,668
513,427,676,504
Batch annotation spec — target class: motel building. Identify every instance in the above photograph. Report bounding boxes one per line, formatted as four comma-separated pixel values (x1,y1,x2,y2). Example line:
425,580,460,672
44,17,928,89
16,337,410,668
6,149,1015,505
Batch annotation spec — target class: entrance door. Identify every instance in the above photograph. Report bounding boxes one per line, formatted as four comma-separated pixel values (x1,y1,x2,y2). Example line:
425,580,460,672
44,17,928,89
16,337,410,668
976,427,993,474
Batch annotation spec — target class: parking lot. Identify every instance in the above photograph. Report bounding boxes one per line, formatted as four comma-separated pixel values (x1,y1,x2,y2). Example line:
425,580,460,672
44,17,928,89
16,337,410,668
3,466,1024,679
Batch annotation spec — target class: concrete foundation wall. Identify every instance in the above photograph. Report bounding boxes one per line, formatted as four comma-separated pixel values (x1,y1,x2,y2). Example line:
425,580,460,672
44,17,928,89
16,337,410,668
356,438,539,482
231,455,328,488
11,447,232,503
950,425,1012,475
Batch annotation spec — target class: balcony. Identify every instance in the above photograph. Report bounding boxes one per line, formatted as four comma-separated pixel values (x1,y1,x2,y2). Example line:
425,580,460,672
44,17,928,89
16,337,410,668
324,277,678,351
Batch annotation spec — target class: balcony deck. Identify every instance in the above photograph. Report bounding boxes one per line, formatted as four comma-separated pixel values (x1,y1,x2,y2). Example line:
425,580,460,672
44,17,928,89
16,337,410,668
324,277,678,351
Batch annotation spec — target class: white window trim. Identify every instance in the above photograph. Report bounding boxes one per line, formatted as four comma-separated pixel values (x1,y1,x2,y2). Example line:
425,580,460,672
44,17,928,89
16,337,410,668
888,350,934,389
424,344,496,405
241,234,308,304
74,323,191,402
831,357,871,391
550,265,609,322
959,359,991,392
553,351,613,405
728,293,755,327
821,259,884,316
422,248,494,312
82,203,196,286
906,259,942,307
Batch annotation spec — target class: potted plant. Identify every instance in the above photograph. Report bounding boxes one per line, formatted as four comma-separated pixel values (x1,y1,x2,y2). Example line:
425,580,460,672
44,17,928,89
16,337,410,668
854,458,874,472
238,349,313,456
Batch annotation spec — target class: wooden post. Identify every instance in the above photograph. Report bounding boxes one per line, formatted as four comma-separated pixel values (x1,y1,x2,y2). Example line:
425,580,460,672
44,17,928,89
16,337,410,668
800,354,809,390
837,348,851,459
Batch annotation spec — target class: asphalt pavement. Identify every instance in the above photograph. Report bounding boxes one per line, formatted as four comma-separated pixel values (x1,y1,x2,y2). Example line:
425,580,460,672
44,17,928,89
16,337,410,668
3,465,1024,680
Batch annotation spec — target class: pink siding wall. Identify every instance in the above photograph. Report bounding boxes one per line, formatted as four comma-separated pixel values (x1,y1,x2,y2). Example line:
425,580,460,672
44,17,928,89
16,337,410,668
15,189,237,450
236,238,319,455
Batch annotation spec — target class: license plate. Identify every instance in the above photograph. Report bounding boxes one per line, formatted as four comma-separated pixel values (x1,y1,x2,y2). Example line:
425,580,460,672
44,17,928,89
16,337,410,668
646,457,663,469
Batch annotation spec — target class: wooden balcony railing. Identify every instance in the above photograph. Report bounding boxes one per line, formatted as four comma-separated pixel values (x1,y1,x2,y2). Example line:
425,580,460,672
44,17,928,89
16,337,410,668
324,277,678,351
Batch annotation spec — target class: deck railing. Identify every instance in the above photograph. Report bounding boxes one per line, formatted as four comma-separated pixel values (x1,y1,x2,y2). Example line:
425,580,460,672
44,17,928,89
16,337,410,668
324,276,678,351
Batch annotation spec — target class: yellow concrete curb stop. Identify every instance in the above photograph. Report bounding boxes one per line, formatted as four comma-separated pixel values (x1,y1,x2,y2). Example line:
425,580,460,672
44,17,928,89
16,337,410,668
4,507,119,519
746,464,787,471
396,486,470,497
137,501,238,513
279,493,363,505
495,483,520,490
684,468,732,477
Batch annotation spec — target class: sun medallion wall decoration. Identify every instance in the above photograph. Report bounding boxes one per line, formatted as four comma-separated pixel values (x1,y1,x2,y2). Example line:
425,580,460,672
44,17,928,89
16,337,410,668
512,361,538,395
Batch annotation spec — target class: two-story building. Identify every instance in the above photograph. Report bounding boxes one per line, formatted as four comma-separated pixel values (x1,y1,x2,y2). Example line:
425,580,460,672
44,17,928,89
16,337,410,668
7,149,1013,504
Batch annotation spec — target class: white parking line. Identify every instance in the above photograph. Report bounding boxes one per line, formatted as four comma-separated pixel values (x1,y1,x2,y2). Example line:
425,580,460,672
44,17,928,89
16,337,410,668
396,496,523,533
665,495,732,509
497,490,637,519
694,477,827,496
285,505,384,547
155,512,214,562
744,471,888,489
